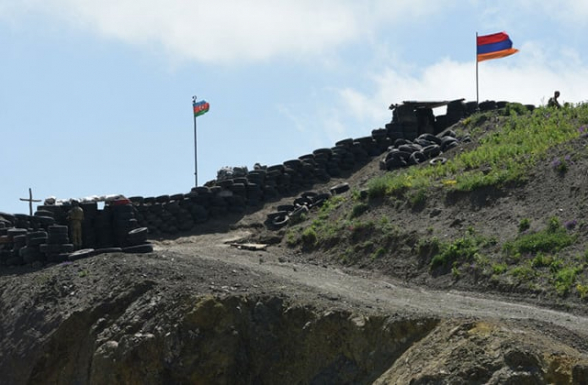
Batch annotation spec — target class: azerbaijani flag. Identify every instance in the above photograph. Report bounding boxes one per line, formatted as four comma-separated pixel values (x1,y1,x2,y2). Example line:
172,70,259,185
193,100,210,117
477,32,519,62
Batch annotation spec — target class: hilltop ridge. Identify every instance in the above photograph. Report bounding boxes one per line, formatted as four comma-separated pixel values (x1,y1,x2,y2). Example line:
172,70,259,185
2,102,588,384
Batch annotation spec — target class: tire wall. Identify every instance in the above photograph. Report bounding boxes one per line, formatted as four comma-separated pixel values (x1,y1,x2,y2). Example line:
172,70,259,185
0,100,531,267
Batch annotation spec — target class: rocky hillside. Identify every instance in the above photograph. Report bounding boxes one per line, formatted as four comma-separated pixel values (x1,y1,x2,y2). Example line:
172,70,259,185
2,103,588,384
281,103,588,308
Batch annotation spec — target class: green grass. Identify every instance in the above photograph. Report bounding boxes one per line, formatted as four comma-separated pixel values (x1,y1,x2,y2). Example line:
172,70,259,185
371,247,387,260
301,227,318,248
367,103,588,199
503,217,576,256
286,104,588,299
554,266,583,296
509,265,536,281
429,231,493,270
492,263,508,275
518,218,531,232
349,202,370,219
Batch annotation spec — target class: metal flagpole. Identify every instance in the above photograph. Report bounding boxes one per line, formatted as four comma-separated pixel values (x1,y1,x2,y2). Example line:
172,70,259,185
476,32,479,105
192,95,198,187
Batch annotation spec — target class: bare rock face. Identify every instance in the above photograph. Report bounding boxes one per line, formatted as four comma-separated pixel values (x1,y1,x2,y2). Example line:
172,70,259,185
87,294,439,384
374,320,588,384
1,249,588,384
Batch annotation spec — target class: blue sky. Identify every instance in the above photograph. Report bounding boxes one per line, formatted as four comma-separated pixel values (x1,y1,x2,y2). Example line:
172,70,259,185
2,0,588,214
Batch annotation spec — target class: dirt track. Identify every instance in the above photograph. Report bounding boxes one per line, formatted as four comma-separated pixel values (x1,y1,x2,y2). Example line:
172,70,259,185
2,227,588,384
161,230,588,345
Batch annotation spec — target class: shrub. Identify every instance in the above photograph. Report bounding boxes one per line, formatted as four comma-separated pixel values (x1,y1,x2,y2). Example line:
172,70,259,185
504,217,575,255
503,102,528,116
430,236,479,270
518,218,531,233
547,216,561,233
301,227,318,249
286,229,299,247
509,265,536,281
531,253,553,268
408,188,427,207
554,267,581,296
576,284,588,299
372,247,387,260
349,203,369,219
492,263,508,275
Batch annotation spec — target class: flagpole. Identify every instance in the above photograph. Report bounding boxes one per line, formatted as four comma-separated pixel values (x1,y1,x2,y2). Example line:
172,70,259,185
476,32,479,105
192,95,198,187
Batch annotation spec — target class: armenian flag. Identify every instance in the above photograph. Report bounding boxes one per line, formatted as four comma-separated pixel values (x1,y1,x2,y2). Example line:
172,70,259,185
477,32,519,62
193,100,210,117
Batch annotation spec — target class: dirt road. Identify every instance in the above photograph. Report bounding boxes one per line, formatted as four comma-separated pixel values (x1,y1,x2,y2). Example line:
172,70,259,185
161,230,588,341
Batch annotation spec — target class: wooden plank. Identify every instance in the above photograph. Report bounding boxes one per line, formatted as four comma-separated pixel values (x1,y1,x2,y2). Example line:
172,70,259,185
228,243,267,251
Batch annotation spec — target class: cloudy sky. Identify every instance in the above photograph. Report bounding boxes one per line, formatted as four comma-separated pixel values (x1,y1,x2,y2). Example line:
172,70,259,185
1,0,588,214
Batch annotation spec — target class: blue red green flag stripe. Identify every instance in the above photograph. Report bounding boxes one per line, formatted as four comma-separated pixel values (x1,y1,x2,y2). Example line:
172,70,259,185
193,100,210,117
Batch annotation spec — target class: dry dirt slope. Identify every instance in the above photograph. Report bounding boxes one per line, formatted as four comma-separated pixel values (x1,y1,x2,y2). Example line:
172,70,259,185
268,110,588,311
2,108,588,383
1,230,588,384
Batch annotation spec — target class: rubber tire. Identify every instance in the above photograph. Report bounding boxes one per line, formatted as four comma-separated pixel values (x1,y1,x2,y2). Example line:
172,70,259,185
68,248,96,261
271,214,289,228
418,133,442,145
409,151,427,165
430,157,447,166
330,183,350,195
123,244,154,254
93,247,123,256
267,211,290,221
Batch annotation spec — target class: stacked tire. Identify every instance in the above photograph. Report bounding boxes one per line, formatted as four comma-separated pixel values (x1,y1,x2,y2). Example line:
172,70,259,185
5,228,27,266
110,200,138,247
265,191,331,230
123,227,153,254
32,208,56,231
380,132,457,171
479,100,497,112
446,100,467,127
188,188,210,224
41,225,74,263
80,201,99,248
95,206,114,248
208,187,229,218
20,231,48,265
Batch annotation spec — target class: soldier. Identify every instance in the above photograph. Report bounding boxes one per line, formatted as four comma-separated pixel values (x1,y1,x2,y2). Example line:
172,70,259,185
67,200,84,249
548,90,561,108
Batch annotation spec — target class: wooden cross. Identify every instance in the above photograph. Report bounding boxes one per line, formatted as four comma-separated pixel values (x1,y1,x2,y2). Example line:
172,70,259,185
20,188,41,216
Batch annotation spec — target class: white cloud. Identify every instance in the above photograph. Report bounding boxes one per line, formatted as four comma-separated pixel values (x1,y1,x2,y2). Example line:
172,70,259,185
0,0,456,63
330,45,588,138
513,0,588,22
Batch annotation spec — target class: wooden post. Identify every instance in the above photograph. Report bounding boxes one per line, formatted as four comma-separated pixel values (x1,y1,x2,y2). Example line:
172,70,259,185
19,188,41,216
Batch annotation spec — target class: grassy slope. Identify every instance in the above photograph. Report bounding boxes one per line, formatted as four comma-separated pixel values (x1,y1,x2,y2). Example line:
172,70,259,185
285,103,588,305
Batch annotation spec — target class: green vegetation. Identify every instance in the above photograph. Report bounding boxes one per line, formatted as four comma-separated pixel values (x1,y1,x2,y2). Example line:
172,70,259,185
372,247,387,260
503,217,576,256
509,265,536,281
300,227,318,248
285,103,588,301
518,218,531,233
367,104,588,198
554,266,583,296
492,263,508,275
349,202,370,219
429,229,494,270
576,284,588,299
